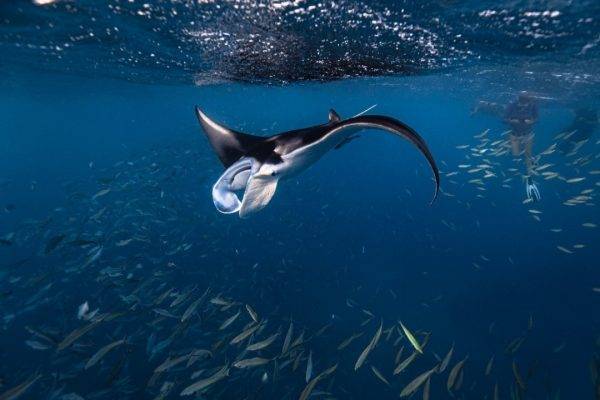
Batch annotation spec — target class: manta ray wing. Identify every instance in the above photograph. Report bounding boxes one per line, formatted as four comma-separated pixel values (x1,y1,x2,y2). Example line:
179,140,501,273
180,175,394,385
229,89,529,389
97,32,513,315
287,115,440,202
195,107,265,168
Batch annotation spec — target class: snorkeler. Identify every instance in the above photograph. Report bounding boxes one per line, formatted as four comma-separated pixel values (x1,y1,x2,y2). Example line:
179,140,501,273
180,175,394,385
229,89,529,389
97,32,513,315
558,107,598,155
473,92,541,202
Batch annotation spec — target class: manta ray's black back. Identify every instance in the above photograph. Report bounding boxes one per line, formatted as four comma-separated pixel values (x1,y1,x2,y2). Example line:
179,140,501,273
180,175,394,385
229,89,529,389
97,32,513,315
195,106,338,167
195,106,266,168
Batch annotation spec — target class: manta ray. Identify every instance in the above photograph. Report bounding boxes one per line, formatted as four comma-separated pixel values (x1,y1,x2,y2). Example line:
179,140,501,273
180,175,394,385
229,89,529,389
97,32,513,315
195,107,440,218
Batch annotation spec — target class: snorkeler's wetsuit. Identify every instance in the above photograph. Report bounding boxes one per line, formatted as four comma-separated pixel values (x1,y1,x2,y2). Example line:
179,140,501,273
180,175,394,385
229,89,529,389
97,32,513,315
503,100,538,136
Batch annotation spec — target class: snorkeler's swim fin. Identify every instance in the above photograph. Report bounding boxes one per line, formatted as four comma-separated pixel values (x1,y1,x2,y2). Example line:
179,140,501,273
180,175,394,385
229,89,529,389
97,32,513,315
525,177,541,202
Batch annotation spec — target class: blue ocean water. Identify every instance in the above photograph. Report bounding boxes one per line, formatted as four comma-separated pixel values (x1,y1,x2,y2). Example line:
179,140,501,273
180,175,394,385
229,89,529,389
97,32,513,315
1,1,600,399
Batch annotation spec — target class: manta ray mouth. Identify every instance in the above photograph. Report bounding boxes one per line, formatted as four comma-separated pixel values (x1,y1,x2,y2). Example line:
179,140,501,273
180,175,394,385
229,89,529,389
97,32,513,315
212,157,281,218
212,157,278,218
211,157,254,214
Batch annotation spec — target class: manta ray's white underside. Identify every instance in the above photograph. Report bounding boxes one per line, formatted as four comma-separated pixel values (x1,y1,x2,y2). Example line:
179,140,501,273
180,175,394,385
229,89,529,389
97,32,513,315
212,127,351,218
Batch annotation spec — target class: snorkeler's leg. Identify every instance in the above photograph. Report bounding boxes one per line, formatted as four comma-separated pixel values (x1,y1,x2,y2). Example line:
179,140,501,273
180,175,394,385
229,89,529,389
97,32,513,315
523,134,540,201
510,135,520,156
524,134,534,173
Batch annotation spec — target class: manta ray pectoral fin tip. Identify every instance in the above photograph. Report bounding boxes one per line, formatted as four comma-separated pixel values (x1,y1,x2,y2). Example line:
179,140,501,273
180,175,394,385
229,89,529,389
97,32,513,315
429,178,440,205
429,189,439,205
194,106,206,122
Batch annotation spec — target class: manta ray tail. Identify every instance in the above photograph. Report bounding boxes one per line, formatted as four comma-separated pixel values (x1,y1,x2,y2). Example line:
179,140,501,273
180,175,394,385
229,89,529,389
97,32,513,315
195,107,264,167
